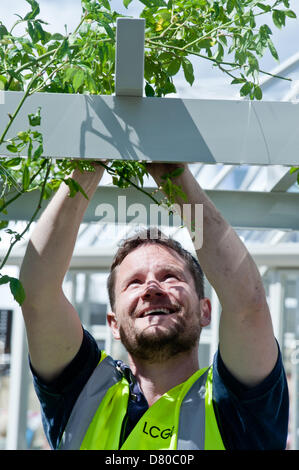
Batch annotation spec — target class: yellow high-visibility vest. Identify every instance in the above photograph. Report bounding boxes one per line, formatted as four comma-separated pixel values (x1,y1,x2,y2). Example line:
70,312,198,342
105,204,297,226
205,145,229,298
59,352,225,450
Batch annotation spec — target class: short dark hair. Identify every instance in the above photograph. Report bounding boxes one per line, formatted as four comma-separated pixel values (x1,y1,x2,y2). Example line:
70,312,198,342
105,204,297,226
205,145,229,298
107,227,205,311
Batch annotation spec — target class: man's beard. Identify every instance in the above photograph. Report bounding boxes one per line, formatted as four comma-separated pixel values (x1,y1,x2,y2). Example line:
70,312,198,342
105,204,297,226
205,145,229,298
119,316,201,363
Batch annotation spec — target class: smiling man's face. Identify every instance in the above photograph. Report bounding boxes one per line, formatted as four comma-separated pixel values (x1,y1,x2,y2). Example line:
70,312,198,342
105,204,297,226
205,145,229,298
107,244,211,363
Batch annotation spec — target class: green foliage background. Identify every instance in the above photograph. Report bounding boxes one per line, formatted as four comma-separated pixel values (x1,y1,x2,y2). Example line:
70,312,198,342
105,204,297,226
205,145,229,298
0,0,297,304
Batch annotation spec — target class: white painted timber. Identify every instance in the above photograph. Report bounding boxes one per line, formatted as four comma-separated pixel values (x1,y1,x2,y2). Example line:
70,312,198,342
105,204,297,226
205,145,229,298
115,18,145,97
5,308,30,450
266,166,298,192
1,92,299,165
3,186,299,230
3,243,299,269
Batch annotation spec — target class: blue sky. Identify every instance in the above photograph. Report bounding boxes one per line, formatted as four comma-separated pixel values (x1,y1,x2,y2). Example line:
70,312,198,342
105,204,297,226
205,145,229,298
1,0,299,98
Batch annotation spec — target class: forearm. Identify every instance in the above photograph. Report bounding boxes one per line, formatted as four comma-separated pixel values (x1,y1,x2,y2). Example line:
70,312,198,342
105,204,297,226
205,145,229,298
154,165,266,314
20,165,105,302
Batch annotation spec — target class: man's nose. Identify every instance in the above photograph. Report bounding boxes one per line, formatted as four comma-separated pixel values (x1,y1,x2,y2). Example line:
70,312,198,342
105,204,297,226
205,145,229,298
141,281,165,299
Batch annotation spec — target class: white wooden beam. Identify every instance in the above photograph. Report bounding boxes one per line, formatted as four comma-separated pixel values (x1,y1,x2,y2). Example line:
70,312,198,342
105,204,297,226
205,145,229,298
1,92,299,165
4,243,299,269
3,186,299,230
266,166,297,192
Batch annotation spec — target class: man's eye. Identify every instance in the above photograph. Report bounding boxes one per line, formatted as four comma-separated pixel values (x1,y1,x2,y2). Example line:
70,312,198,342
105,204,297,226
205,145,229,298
128,279,142,286
164,274,178,281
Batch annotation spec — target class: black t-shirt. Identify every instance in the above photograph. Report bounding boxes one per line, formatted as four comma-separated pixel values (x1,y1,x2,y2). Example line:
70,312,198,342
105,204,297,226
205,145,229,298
30,328,289,450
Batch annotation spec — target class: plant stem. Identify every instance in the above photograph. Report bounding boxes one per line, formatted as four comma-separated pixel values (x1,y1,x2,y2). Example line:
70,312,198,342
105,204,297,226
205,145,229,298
145,39,292,82
1,12,88,143
0,159,48,213
98,162,162,206
0,84,32,146
0,160,51,270
29,61,68,95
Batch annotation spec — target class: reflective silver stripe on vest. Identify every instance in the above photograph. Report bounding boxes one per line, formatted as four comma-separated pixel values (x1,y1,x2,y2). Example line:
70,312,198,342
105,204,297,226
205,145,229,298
59,355,122,450
177,368,210,450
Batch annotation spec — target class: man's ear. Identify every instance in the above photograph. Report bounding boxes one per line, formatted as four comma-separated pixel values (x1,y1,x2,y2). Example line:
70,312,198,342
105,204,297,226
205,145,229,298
199,298,212,327
107,311,121,340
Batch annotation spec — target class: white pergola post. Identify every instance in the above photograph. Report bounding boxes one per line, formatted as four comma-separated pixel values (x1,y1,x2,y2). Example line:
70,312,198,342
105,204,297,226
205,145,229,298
115,18,145,97
6,307,30,450
210,288,221,363
268,271,284,345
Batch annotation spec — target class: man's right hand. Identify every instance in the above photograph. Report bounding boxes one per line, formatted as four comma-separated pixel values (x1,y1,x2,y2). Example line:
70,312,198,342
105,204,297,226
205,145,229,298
146,162,188,185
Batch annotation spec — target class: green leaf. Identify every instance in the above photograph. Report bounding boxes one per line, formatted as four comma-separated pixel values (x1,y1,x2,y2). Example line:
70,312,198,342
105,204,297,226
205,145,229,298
0,24,9,39
62,66,76,85
161,167,185,180
35,21,46,42
161,81,176,95
27,21,38,42
0,220,9,229
24,0,40,21
227,0,234,15
28,107,41,127
112,176,119,186
256,3,271,13
240,81,252,97
254,85,263,100
159,52,174,61
17,131,30,142
98,20,115,40
63,178,77,198
123,0,133,8
167,59,181,76
267,37,279,61
72,69,85,92
173,184,187,202
57,38,70,59
102,0,111,10
4,157,21,167
290,167,299,174
0,275,10,285
9,277,26,305
285,10,297,19
22,165,30,190
33,143,43,159
182,58,194,86
72,179,89,200
51,33,65,41
231,78,246,84
247,53,259,73
259,24,272,39
0,75,7,90
64,178,89,200
272,10,286,29
6,144,19,153
145,82,155,97
168,167,185,178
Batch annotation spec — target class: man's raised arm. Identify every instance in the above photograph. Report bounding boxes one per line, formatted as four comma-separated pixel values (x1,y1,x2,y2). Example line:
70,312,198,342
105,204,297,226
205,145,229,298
147,163,278,387
19,164,105,383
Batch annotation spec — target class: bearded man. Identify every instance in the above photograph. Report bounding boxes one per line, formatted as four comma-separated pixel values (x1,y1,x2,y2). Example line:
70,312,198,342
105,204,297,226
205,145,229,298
19,163,289,450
